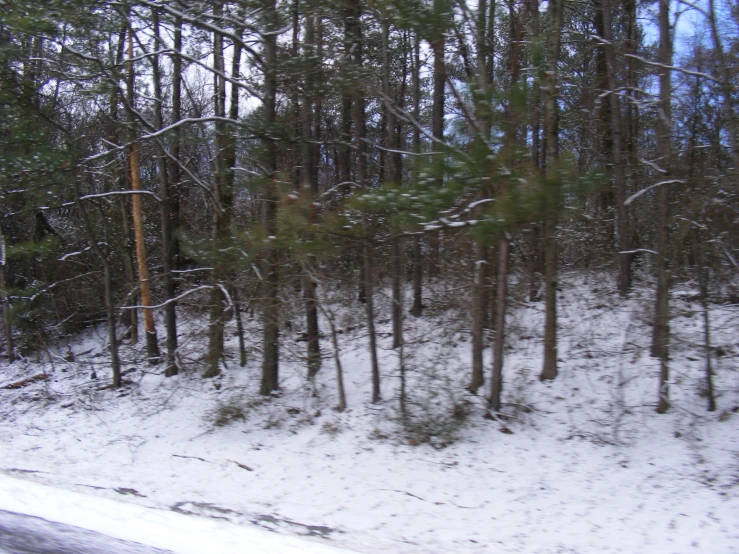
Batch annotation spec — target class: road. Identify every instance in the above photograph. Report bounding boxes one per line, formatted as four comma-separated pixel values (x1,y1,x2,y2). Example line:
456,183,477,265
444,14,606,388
0,509,175,554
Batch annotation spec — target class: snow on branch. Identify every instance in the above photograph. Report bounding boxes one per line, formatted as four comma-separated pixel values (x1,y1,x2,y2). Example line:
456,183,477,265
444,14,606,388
624,180,686,206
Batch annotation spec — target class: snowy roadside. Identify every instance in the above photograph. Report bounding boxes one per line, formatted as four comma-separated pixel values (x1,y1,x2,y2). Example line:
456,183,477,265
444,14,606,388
0,474,357,554
1,276,738,553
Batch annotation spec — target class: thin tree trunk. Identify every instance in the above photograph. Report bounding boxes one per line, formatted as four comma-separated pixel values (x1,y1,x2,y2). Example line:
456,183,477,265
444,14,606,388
303,10,321,380
600,0,632,295
339,1,353,193
397,244,406,419
469,242,487,393
115,25,138,345
469,0,492,394
410,32,423,317
539,0,564,382
489,236,509,412
364,234,381,403
348,0,380,403
74,182,121,387
151,9,178,376
0,227,15,362
261,0,280,395
206,2,242,378
119,198,138,343
391,236,403,350
315,283,346,412
383,19,403,350
707,0,739,193
205,0,229,378
232,287,247,367
653,0,672,413
127,30,160,364
169,14,182,270
695,232,716,412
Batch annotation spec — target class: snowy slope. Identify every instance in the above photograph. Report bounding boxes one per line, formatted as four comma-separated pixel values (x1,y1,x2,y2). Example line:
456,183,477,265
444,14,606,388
1,274,738,553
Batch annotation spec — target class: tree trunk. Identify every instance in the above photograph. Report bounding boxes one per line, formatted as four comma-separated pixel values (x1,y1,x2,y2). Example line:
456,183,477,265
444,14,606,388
74,181,121,387
695,231,716,412
233,287,247,367
599,0,632,295
707,0,739,193
205,0,228,378
653,0,672,413
151,9,178,376
119,197,138,343
364,234,381,403
488,236,509,413
260,0,280,395
303,10,321,380
0,227,15,362
168,14,182,270
315,285,346,412
539,0,564,382
469,241,487,394
410,32,423,318
127,30,160,364
206,2,242,378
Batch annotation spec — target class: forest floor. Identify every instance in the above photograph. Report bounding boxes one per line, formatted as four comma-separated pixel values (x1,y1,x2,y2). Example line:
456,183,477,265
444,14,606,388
1,272,738,554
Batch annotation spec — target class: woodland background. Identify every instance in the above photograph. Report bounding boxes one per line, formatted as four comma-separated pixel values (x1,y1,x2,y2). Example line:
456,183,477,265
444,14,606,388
1,0,738,419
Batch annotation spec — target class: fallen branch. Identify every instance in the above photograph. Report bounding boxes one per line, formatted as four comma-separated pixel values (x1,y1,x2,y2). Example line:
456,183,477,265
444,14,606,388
227,459,254,471
2,373,48,390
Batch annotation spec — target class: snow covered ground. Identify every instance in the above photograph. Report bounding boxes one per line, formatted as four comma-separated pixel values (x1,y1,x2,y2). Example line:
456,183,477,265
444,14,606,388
1,273,738,553
0,475,355,553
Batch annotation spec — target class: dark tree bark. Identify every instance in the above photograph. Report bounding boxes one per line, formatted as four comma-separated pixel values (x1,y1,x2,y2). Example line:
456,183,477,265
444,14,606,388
468,0,492,394
364,233,381,403
707,0,739,193
303,9,321,380
469,241,488,394
653,0,672,413
73,181,121,387
348,0,380,402
0,226,15,362
410,31,423,318
539,0,564,382
599,0,632,295
260,0,281,395
488,236,509,413
205,0,229,378
168,14,183,271
151,9,178,376
428,0,446,278
119,197,138,343
206,1,243,378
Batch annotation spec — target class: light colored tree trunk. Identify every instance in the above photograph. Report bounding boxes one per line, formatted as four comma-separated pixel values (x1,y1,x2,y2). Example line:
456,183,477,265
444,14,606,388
127,31,160,364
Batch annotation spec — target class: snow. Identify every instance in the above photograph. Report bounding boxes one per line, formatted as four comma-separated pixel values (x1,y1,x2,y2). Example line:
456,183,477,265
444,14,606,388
1,272,738,554
0,475,355,553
